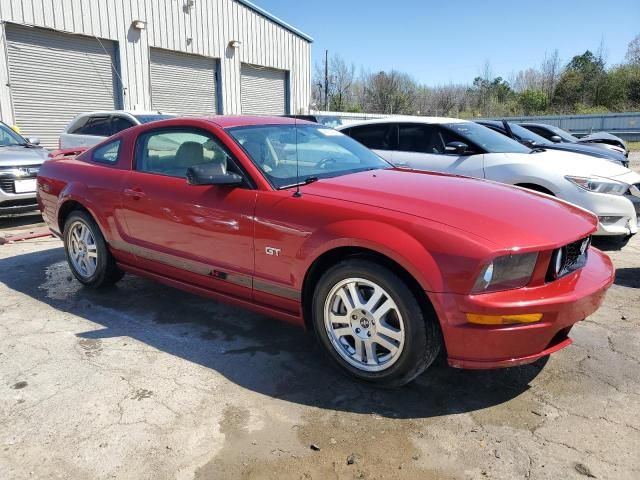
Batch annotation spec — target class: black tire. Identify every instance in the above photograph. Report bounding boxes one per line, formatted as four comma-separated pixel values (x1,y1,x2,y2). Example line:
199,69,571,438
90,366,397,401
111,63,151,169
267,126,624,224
311,258,441,388
63,210,124,288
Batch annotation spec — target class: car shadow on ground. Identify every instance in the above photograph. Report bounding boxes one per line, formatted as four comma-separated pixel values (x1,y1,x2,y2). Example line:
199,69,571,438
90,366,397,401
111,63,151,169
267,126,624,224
614,267,640,288
0,246,548,419
0,213,44,231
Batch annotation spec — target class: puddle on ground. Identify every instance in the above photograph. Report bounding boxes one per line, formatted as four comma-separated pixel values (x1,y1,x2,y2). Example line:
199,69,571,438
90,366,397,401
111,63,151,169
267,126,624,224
39,261,82,300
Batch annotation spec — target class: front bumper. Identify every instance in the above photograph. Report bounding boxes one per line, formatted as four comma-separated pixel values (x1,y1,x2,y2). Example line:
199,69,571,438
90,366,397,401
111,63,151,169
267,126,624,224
560,184,639,237
428,248,614,369
0,168,39,214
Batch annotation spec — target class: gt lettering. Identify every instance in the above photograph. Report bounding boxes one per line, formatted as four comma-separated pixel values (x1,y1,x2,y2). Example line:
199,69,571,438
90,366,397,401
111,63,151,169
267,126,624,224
265,246,281,257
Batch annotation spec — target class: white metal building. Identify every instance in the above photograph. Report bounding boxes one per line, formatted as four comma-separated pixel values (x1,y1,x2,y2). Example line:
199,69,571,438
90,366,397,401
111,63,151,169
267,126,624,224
0,0,312,147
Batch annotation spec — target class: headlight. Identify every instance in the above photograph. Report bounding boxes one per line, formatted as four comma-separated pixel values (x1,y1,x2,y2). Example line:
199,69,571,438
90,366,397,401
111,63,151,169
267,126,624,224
565,176,628,196
472,252,538,293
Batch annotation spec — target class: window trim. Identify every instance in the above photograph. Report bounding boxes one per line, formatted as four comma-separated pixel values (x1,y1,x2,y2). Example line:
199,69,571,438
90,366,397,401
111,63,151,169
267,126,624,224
132,126,255,188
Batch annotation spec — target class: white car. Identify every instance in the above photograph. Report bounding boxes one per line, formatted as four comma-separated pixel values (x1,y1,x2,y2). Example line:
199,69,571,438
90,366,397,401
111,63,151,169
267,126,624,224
59,110,175,149
337,117,640,238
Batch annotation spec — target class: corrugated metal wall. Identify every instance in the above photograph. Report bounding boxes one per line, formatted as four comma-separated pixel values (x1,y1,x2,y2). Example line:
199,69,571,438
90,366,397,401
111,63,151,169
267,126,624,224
0,0,312,124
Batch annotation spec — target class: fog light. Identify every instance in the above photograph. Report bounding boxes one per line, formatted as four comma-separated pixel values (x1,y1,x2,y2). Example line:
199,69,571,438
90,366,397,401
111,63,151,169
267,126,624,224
466,313,543,325
598,215,623,225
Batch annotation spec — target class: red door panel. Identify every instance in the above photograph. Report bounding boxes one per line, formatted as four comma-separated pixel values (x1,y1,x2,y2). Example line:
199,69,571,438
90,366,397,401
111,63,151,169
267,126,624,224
120,171,256,299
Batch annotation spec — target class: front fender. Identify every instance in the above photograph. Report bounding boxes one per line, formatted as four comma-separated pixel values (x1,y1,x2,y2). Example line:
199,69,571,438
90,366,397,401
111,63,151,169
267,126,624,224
294,219,445,293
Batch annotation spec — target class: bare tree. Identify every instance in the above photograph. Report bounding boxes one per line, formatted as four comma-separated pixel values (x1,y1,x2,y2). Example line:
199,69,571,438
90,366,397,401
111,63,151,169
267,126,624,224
329,55,355,111
626,33,640,65
364,70,417,114
540,49,561,101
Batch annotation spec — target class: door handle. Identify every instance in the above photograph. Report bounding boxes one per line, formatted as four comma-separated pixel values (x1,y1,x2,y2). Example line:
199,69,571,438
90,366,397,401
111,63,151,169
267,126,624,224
123,188,146,199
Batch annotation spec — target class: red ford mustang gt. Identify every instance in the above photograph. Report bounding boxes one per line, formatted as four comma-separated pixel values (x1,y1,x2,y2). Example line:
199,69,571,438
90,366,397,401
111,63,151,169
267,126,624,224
37,116,614,386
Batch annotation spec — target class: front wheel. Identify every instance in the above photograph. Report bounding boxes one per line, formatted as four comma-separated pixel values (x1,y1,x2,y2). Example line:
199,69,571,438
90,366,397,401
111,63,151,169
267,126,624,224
312,258,441,387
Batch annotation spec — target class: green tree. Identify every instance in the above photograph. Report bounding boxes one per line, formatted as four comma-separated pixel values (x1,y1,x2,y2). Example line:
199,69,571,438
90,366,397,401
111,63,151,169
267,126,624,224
519,89,548,115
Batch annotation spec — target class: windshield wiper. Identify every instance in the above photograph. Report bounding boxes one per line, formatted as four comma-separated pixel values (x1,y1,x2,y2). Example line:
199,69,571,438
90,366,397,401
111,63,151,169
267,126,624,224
529,147,547,153
278,176,319,190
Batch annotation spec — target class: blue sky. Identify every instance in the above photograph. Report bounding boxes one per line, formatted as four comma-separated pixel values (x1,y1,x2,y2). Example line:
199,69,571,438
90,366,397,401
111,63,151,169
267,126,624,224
253,0,640,86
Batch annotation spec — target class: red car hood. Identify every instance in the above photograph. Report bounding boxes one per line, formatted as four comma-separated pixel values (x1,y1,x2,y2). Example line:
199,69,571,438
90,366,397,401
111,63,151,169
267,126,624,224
302,169,597,249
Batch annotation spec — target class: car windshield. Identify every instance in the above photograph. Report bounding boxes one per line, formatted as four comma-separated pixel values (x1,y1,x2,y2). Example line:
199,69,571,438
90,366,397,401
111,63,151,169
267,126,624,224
0,122,27,147
506,122,550,145
133,114,176,124
444,122,530,153
227,124,391,188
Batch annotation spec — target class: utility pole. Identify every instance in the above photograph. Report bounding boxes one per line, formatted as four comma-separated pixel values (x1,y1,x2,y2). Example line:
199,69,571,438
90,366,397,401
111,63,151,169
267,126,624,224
324,49,329,112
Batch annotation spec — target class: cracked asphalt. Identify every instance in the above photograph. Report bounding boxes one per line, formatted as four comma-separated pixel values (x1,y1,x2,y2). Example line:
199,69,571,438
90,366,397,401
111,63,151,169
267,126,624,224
0,155,639,479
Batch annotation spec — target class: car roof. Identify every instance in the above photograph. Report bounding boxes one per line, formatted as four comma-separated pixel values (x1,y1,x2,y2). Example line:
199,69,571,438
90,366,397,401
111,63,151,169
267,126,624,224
476,119,503,127
75,110,174,117
204,115,317,128
336,116,469,130
518,122,553,128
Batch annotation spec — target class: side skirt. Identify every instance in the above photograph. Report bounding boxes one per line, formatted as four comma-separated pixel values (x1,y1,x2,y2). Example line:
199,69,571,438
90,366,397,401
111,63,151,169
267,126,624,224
117,262,304,327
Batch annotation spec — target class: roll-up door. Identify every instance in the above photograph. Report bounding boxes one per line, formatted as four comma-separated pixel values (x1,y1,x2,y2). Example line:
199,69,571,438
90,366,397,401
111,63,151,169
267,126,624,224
5,24,120,148
149,48,218,116
241,64,288,115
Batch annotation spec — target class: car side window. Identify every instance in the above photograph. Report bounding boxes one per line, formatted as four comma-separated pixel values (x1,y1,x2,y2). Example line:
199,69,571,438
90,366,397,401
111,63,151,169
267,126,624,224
525,126,548,139
93,140,121,164
112,116,135,134
135,129,234,179
437,126,478,154
73,116,112,136
348,124,396,150
397,124,444,154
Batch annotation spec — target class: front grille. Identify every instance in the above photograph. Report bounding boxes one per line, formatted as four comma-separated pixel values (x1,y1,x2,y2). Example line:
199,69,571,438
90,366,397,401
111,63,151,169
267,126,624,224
0,177,15,193
0,165,40,194
547,237,590,282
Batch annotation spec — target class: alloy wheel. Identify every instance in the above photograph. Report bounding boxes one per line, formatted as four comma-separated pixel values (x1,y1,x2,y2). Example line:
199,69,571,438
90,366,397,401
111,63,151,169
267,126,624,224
323,277,406,372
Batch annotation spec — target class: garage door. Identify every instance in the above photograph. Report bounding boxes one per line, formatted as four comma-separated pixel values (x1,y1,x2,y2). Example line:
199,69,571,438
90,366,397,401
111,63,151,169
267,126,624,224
241,64,288,115
149,49,218,117
5,24,120,149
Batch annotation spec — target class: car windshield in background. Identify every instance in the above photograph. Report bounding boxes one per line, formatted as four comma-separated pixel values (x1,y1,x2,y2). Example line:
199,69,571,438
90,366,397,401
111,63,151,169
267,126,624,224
227,124,390,188
133,114,176,124
316,116,343,128
547,125,579,142
507,123,550,145
444,123,530,154
0,123,27,147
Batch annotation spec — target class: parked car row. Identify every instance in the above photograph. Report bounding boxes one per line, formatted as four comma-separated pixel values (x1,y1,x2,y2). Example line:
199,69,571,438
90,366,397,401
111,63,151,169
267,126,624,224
520,122,630,158
37,115,616,386
336,117,640,240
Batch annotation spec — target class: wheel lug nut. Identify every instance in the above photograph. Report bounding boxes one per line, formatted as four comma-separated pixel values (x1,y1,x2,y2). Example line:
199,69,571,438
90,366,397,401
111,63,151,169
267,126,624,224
352,315,358,320
355,328,361,333
367,332,371,337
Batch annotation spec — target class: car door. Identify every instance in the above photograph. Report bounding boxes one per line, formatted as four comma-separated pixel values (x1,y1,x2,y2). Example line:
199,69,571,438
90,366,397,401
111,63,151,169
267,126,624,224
392,123,485,178
344,123,397,163
120,126,257,300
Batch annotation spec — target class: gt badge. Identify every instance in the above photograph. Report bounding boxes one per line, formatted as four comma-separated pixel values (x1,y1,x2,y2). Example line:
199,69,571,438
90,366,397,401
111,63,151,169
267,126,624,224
265,246,281,257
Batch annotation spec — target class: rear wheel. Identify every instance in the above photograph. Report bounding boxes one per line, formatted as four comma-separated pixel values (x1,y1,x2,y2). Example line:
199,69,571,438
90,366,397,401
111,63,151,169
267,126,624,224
312,258,441,387
63,210,124,288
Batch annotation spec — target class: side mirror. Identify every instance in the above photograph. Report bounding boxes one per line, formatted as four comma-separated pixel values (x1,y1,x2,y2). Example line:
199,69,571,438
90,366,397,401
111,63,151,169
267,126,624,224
550,135,562,143
521,138,536,148
445,141,469,155
27,137,40,145
186,163,243,186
